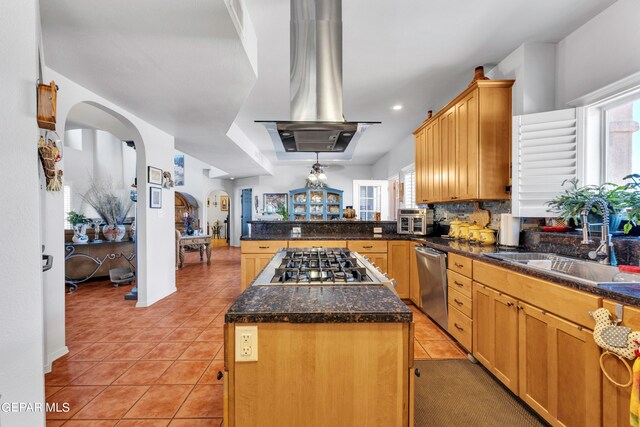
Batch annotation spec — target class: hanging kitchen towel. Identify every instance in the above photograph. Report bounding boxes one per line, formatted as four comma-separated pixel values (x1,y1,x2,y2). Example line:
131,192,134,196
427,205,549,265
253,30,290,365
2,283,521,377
631,357,640,427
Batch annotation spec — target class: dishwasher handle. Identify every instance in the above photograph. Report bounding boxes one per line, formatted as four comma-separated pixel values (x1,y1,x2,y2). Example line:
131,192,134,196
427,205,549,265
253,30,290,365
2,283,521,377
414,246,446,258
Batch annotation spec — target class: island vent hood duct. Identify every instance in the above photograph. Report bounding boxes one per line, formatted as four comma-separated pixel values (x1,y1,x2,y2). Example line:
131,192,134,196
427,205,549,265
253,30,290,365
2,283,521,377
256,0,379,158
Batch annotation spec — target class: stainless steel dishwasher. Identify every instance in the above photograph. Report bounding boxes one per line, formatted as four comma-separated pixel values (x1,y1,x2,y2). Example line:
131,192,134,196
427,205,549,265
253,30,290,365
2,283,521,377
414,246,448,330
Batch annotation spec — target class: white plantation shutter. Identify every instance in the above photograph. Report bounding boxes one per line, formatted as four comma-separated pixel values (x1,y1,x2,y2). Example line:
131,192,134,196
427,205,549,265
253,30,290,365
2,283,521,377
404,170,416,208
512,108,582,217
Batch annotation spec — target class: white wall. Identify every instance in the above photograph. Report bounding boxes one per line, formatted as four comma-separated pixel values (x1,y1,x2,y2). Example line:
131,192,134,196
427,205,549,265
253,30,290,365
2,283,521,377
0,0,46,425
486,42,556,116
556,0,640,108
64,129,136,215
41,68,178,375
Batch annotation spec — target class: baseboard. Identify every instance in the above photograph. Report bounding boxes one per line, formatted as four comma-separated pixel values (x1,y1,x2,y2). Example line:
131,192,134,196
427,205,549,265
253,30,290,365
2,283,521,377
136,287,177,308
44,346,69,373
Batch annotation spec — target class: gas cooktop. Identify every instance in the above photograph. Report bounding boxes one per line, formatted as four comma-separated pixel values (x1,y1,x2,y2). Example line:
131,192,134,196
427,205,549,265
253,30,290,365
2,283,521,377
252,247,389,286
271,248,372,284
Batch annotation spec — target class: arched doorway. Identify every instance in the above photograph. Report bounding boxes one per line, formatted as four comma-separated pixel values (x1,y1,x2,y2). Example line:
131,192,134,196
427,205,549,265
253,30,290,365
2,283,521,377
61,101,146,300
206,189,230,246
62,126,138,296
175,191,201,234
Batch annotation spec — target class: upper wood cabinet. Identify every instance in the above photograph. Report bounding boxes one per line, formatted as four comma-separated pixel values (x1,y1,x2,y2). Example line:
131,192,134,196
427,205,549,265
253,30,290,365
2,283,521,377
414,80,514,204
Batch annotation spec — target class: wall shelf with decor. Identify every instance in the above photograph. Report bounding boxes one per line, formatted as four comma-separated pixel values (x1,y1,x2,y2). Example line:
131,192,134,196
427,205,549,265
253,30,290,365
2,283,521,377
289,188,343,221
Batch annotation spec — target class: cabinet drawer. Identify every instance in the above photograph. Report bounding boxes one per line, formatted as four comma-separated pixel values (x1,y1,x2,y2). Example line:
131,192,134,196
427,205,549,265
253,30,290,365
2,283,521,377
347,240,388,253
448,305,472,351
448,270,472,298
448,286,472,318
287,240,347,249
449,253,472,277
241,240,288,254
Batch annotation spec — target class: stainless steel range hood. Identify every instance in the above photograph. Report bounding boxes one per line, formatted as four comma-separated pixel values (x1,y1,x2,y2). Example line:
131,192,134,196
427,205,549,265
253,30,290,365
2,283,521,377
256,0,378,158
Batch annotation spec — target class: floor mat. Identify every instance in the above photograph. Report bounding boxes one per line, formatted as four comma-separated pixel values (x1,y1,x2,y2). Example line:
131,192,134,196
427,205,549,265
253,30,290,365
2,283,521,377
414,359,548,427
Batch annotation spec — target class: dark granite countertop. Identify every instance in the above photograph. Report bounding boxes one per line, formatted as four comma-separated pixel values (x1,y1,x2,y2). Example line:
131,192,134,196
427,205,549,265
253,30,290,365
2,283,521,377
241,233,409,241
414,236,640,306
225,285,413,323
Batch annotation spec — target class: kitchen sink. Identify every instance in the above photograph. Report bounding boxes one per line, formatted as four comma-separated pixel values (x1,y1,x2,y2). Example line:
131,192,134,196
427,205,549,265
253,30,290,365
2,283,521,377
484,252,640,287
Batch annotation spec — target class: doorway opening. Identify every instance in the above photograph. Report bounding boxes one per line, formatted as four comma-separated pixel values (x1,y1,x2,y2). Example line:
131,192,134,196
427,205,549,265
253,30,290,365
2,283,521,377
206,190,230,247
241,188,253,237
62,121,138,296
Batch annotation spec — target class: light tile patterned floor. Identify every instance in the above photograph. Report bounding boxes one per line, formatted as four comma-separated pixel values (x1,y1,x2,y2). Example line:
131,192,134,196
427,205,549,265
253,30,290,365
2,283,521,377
46,245,464,425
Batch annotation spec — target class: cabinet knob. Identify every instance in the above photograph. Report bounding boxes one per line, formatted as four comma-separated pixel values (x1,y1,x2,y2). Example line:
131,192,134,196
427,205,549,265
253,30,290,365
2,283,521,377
216,371,223,381
454,262,464,269
517,306,523,311
454,281,464,287
414,368,421,378
454,323,464,332
454,299,464,306
451,196,458,200
363,245,373,249
506,302,514,307
258,246,270,249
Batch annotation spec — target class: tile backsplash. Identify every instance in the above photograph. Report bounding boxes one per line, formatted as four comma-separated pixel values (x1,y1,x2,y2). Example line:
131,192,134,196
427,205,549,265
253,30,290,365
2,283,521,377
423,200,512,229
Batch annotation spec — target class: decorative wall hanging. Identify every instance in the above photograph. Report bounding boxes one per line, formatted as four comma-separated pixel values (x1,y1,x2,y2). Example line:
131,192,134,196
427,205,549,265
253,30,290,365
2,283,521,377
150,187,162,209
220,195,229,212
162,171,174,189
37,80,58,130
38,131,63,191
174,154,185,186
148,166,163,185
264,193,288,214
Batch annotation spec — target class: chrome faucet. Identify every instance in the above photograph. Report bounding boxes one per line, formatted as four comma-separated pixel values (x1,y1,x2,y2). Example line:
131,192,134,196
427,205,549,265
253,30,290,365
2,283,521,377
580,197,616,265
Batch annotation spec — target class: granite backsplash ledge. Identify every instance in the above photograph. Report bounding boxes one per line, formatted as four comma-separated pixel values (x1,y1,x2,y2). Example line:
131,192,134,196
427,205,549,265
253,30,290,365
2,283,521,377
522,230,640,266
247,220,398,238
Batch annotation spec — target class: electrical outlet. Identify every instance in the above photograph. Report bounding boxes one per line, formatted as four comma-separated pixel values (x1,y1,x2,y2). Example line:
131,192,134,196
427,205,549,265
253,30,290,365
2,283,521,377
373,227,382,234
235,326,258,362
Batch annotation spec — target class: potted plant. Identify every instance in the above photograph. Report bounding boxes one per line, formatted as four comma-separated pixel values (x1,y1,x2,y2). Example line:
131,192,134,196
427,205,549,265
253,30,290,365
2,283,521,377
81,181,133,241
276,205,289,221
68,210,90,244
546,177,638,234
621,174,640,234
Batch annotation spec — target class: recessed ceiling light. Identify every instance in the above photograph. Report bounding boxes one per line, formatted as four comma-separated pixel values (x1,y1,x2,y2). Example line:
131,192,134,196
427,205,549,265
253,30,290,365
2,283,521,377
392,105,403,110
229,177,235,180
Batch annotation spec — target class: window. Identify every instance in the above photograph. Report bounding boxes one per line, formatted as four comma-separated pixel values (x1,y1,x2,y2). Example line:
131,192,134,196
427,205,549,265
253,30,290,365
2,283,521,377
63,185,72,229
353,180,389,220
603,97,640,184
403,167,416,208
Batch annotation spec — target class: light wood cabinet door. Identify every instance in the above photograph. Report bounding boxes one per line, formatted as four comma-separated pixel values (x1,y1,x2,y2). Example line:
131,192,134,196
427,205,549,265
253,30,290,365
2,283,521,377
602,301,640,427
240,253,273,291
409,242,421,307
518,302,601,427
439,106,457,201
415,128,426,204
472,283,519,393
430,119,441,203
387,241,410,299
361,252,388,276
456,91,479,200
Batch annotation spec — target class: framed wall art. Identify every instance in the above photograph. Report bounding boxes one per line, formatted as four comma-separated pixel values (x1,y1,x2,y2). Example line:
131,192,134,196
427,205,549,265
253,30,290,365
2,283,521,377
220,195,229,212
148,166,163,185
174,154,185,186
264,193,288,214
150,186,162,209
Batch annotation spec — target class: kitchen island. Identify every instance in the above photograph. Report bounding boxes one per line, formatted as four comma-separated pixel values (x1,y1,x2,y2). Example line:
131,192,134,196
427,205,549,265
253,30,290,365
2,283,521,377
223,248,415,427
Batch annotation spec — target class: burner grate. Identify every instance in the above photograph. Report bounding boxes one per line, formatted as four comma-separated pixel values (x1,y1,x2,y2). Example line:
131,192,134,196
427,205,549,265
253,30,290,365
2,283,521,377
270,248,371,284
